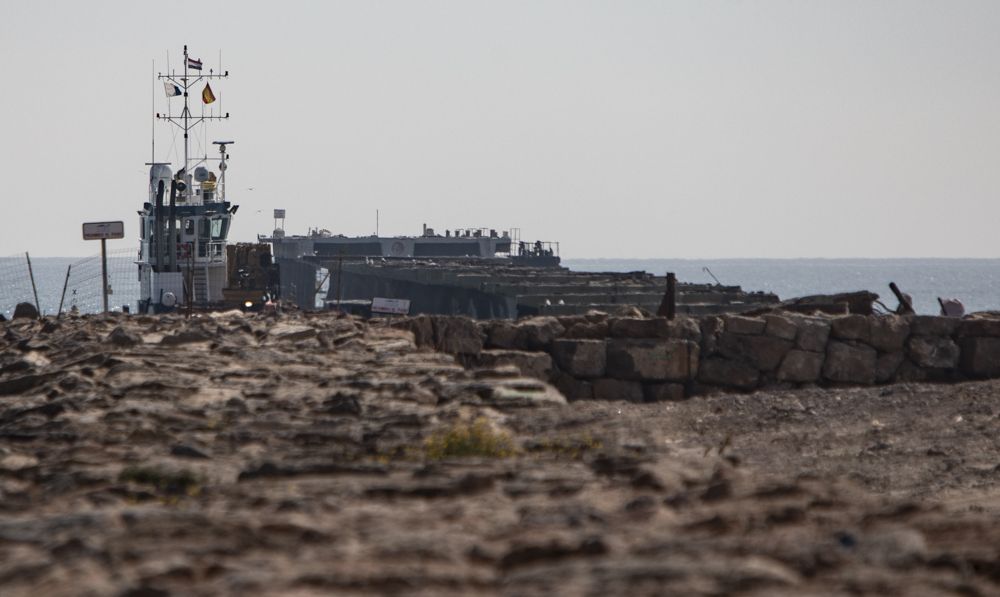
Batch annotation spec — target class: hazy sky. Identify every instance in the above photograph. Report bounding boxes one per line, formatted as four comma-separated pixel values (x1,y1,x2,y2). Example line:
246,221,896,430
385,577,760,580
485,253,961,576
2,1,998,258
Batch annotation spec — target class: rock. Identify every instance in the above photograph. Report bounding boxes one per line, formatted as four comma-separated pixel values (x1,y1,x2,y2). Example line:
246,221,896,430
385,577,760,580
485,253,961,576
907,336,960,369
563,321,608,339
956,319,1000,338
764,315,798,341
484,320,519,349
876,352,905,383
477,377,567,407
823,341,877,384
831,315,870,343
170,444,210,459
396,315,434,347
869,316,910,352
608,317,667,338
476,349,552,381
551,339,606,378
776,350,824,383
268,323,317,342
665,317,702,341
793,316,831,352
432,316,483,355
717,333,792,372
106,326,142,347
643,382,685,402
724,315,766,336
896,359,929,382
552,371,594,400
959,337,1000,377
699,316,724,354
606,339,698,381
593,378,645,402
12,302,39,320
910,316,959,337
515,317,565,351
161,329,214,345
698,357,760,390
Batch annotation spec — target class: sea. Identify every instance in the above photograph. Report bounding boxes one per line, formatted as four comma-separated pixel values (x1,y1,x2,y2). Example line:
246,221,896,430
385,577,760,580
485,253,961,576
3,256,999,317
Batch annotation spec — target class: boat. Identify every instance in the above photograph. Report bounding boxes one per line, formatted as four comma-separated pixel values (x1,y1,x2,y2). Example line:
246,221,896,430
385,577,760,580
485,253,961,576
137,46,275,313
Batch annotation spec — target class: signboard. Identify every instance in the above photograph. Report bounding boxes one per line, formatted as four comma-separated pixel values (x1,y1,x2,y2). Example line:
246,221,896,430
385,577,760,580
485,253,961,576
273,209,286,219
82,221,125,240
371,297,411,315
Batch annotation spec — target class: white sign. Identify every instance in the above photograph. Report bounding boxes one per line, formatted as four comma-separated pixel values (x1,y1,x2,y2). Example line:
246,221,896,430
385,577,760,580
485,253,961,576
371,297,411,315
273,209,286,219
82,221,125,240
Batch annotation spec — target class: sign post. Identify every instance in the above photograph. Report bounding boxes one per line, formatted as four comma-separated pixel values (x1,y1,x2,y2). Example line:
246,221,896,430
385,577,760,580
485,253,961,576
82,221,125,313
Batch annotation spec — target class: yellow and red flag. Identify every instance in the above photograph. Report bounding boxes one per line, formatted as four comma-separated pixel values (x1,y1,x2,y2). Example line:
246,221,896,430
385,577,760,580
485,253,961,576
202,83,216,105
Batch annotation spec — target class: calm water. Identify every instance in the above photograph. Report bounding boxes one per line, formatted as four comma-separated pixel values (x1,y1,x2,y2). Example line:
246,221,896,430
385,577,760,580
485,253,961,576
4,256,999,317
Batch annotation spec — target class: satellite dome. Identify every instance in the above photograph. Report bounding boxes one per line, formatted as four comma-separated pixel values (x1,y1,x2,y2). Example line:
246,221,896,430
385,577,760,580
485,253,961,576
194,167,210,182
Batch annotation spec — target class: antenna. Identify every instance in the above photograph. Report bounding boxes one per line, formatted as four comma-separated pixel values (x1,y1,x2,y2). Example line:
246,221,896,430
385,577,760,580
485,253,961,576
376,209,379,236
156,46,230,203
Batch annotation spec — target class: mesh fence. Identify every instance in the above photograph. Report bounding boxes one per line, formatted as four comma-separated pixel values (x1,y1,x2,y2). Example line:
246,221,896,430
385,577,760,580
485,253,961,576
0,253,40,319
62,248,141,315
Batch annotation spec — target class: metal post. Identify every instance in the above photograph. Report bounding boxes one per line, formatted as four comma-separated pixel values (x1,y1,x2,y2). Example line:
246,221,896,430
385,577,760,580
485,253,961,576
101,239,109,313
25,252,41,317
335,254,344,311
57,264,72,317
657,272,677,320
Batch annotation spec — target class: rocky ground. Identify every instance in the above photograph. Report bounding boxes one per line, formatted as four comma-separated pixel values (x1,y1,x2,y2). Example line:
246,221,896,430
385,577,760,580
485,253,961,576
1,311,999,596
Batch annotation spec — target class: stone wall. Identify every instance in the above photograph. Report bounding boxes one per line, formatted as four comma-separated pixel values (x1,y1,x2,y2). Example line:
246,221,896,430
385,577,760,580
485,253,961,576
393,312,1000,402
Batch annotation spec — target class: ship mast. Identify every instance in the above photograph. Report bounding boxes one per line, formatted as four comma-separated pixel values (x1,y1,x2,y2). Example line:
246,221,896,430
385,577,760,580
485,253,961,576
156,45,230,201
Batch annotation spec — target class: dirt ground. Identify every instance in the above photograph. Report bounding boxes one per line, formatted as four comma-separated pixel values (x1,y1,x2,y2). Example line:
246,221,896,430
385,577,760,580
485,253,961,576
1,311,998,596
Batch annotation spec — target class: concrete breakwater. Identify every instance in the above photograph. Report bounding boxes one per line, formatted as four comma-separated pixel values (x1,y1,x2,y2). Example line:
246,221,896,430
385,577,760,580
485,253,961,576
396,311,1000,400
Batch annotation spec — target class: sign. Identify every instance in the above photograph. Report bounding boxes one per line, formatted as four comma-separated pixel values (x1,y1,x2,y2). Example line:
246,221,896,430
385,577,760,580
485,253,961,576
82,221,125,240
371,297,410,315
273,209,286,219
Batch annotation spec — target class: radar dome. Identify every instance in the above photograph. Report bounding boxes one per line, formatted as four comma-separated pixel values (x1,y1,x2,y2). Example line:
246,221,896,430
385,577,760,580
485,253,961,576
194,167,210,182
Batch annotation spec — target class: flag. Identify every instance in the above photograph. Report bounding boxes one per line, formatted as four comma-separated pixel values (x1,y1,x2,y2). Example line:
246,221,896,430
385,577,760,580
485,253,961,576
202,82,216,104
187,57,203,70
163,82,182,97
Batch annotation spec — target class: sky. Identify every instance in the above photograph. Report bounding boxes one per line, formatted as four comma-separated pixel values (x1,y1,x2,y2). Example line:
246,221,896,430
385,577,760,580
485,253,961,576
1,1,998,259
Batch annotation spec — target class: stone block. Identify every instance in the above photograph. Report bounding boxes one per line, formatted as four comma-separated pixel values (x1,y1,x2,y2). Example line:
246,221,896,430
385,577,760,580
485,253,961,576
432,316,483,355
830,315,870,343
606,339,697,381
664,318,702,341
485,321,519,349
896,359,928,382
552,372,595,401
792,316,831,352
476,349,552,381
957,319,1000,338
593,378,645,402
563,321,608,339
868,316,910,352
698,357,760,390
875,352,905,383
608,317,668,338
764,315,797,341
910,316,959,337
515,317,566,351
823,341,877,384
699,316,724,354
724,315,766,336
551,339,606,378
776,350,824,383
907,336,960,369
959,337,1000,377
717,333,792,372
643,382,686,402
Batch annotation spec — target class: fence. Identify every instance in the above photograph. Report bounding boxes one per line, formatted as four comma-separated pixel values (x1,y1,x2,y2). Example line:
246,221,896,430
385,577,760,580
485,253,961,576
0,253,40,319
62,248,141,315
0,249,141,318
